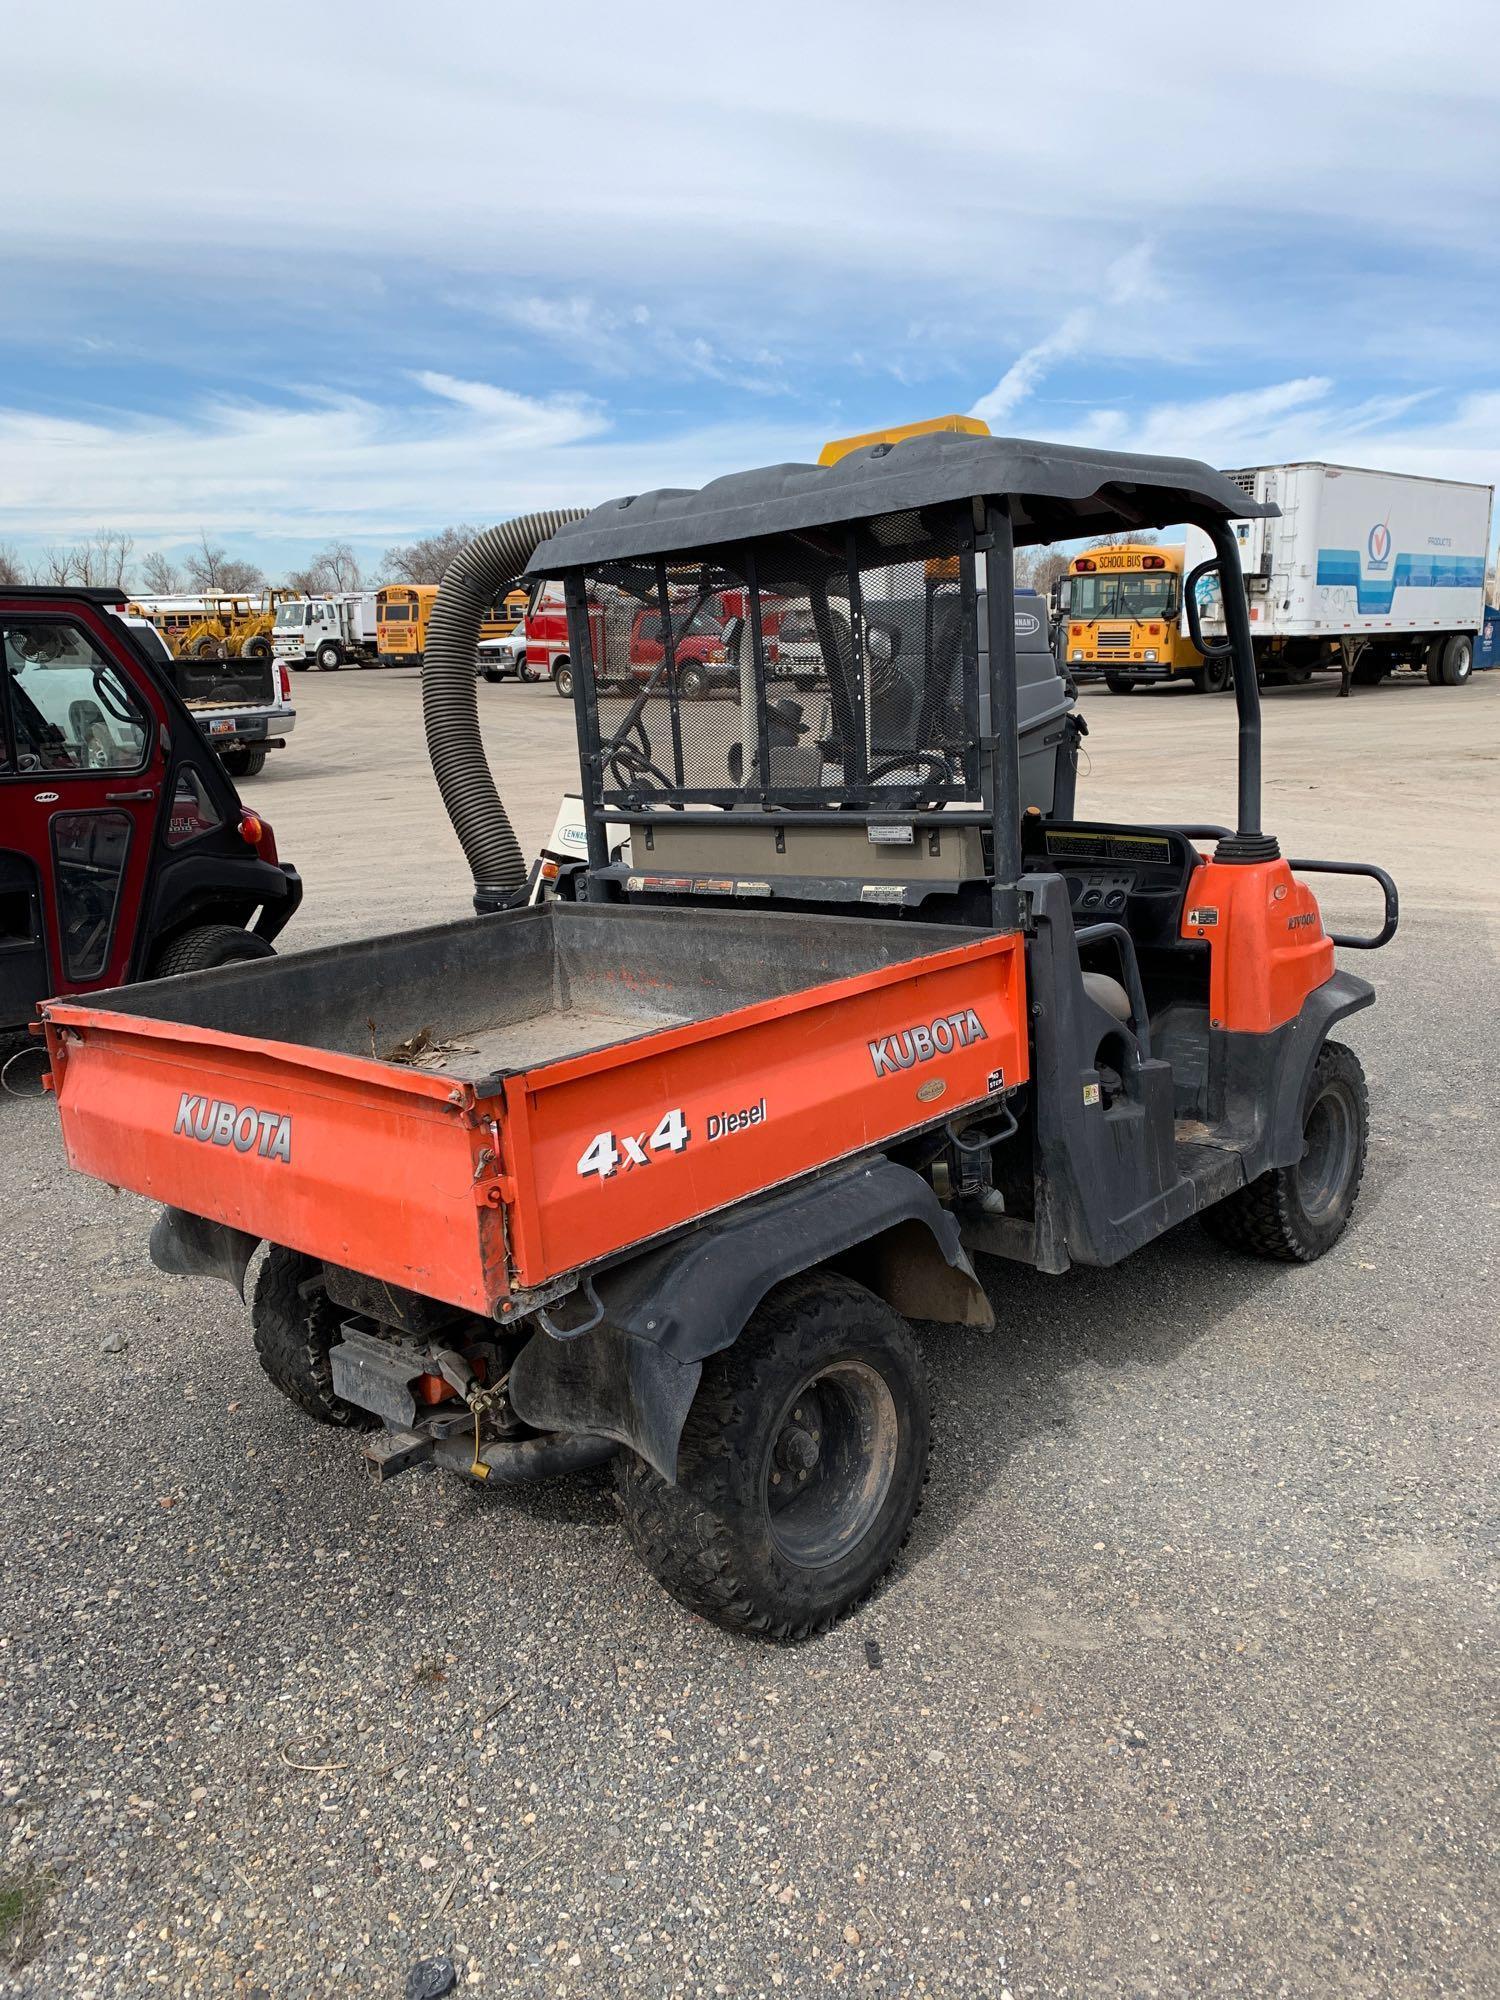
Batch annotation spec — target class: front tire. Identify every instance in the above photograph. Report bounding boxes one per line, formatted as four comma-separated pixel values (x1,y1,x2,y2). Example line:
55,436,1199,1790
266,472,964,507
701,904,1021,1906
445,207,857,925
241,635,273,661
317,642,343,671
151,924,275,977
251,1247,375,1428
1204,1040,1368,1262
677,662,708,701
1105,673,1136,695
616,1272,930,1641
1190,656,1232,694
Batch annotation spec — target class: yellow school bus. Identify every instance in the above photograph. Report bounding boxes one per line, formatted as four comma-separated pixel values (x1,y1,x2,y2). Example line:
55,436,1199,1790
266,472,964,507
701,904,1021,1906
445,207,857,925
376,584,439,664
479,587,532,643
1059,543,1221,693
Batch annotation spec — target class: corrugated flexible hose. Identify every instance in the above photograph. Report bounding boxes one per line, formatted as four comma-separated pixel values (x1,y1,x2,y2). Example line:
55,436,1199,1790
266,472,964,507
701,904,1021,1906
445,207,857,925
422,511,587,911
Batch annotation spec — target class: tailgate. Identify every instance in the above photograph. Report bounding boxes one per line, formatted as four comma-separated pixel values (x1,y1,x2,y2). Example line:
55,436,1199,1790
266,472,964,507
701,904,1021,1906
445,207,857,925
174,656,275,706
43,1010,505,1314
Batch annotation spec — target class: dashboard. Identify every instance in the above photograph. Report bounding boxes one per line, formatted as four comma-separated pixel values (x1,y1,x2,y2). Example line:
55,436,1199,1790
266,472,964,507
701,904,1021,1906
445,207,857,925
1022,823,1200,946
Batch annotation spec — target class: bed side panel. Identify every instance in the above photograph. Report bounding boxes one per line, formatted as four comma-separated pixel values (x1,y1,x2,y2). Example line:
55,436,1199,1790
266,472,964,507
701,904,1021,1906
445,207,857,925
502,933,1027,1286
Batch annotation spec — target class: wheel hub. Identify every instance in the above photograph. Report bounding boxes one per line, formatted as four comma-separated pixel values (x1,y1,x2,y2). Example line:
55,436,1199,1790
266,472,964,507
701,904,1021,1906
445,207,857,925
762,1362,899,1571
775,1423,820,1476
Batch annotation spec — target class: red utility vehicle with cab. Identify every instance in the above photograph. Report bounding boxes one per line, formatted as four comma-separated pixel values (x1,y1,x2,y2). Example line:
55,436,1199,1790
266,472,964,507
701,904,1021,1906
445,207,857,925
1,588,301,1044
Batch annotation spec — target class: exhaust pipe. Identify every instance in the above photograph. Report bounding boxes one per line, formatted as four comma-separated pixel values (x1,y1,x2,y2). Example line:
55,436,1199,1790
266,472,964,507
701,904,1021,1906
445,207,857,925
422,511,586,912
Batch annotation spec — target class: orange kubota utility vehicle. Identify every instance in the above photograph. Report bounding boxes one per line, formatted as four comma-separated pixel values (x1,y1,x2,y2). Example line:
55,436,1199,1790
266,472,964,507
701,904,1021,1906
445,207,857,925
40,432,1398,1639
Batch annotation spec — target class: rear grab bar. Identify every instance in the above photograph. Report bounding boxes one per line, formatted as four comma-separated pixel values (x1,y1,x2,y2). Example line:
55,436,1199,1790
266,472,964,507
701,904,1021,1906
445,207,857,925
1289,858,1399,950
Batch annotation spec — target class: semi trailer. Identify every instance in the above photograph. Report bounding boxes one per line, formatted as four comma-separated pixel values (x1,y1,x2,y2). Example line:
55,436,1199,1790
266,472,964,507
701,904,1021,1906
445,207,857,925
1185,462,1494,690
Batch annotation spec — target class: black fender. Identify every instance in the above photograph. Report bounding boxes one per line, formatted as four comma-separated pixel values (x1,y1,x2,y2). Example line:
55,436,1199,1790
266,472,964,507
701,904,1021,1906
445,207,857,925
508,1157,992,1481
1263,968,1375,1168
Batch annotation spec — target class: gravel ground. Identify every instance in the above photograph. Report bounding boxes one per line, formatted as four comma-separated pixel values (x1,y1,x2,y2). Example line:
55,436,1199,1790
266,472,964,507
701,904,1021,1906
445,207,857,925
2,667,1496,1997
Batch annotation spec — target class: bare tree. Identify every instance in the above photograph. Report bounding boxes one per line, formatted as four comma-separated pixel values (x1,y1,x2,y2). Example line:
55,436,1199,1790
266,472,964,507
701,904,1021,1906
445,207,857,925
184,532,264,593
285,541,364,595
380,525,478,585
0,542,25,586
1026,549,1072,599
72,528,135,590
318,540,362,592
33,544,77,584
139,550,184,595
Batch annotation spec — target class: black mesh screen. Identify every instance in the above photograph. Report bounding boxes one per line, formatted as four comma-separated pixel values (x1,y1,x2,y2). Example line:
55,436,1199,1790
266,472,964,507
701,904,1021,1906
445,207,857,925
580,504,980,811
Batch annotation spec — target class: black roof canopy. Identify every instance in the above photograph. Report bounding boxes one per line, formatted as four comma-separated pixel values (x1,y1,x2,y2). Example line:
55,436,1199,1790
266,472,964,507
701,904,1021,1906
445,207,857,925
525,429,1277,575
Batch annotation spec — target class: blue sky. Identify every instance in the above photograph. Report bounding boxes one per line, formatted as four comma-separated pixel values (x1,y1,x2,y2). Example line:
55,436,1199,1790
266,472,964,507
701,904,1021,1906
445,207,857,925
4,0,1499,580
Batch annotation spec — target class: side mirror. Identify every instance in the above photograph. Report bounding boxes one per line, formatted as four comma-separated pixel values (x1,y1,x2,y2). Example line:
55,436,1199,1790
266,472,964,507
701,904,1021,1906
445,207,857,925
1183,559,1234,659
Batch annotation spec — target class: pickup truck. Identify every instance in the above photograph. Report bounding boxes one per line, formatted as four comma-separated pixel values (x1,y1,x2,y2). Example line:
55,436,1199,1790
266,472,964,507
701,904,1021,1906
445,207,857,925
128,618,297,776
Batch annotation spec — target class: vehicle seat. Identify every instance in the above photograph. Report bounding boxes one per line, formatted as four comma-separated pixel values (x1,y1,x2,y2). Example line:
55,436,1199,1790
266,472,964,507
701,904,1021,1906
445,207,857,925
1081,969,1132,1024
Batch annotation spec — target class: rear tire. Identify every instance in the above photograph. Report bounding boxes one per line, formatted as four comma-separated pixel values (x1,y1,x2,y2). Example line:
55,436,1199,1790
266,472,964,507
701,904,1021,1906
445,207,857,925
1439,633,1473,686
220,746,267,777
251,1247,375,1428
553,661,574,698
1425,638,1446,685
1203,1041,1368,1262
1104,674,1136,695
616,1272,930,1641
151,924,275,977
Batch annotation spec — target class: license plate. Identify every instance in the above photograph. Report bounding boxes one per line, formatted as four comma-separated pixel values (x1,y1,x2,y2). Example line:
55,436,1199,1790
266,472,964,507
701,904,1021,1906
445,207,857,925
209,719,236,735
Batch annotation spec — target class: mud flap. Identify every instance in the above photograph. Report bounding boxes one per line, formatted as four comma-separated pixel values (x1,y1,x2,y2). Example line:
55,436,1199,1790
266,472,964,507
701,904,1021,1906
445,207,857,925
508,1327,701,1485
149,1206,261,1297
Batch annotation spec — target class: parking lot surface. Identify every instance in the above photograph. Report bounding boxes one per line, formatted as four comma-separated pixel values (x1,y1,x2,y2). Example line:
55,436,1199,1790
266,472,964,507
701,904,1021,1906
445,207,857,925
2,667,1497,1997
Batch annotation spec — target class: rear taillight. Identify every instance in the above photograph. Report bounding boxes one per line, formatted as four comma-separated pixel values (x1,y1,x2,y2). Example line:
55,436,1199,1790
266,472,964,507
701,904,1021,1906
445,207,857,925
239,809,278,863
277,664,291,700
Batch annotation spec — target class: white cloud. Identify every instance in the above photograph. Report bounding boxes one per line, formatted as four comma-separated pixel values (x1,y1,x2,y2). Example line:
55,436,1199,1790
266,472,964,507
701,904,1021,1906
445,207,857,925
3,368,1496,570
0,378,811,550
970,244,1175,427
5,2,1496,356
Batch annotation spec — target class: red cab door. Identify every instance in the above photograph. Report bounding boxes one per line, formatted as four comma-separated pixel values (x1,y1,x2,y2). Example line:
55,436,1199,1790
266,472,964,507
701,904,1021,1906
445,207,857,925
1,605,168,1005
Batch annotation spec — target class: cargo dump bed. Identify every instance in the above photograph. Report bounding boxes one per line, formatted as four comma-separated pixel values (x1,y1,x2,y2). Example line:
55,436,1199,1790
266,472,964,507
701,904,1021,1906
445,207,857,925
42,904,1026,1316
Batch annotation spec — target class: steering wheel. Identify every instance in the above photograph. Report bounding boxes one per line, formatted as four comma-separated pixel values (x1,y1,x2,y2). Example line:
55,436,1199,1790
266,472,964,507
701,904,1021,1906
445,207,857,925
867,749,954,787
607,742,675,792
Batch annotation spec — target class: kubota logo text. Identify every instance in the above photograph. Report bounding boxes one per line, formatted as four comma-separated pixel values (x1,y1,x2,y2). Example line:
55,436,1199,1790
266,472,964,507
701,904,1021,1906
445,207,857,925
869,1009,987,1077
174,1092,292,1162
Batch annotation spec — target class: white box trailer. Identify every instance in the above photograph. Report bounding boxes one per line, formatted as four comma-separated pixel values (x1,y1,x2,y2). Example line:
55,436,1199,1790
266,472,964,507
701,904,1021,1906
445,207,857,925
272,592,380,671
1186,462,1493,688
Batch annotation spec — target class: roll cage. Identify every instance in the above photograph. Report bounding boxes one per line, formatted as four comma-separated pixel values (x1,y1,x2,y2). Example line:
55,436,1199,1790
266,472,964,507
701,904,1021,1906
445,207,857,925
527,430,1282,932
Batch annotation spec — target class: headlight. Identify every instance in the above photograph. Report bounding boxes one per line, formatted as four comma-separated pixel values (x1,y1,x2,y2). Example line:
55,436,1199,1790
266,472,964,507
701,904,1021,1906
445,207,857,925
1070,650,1083,662
1142,649,1157,662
